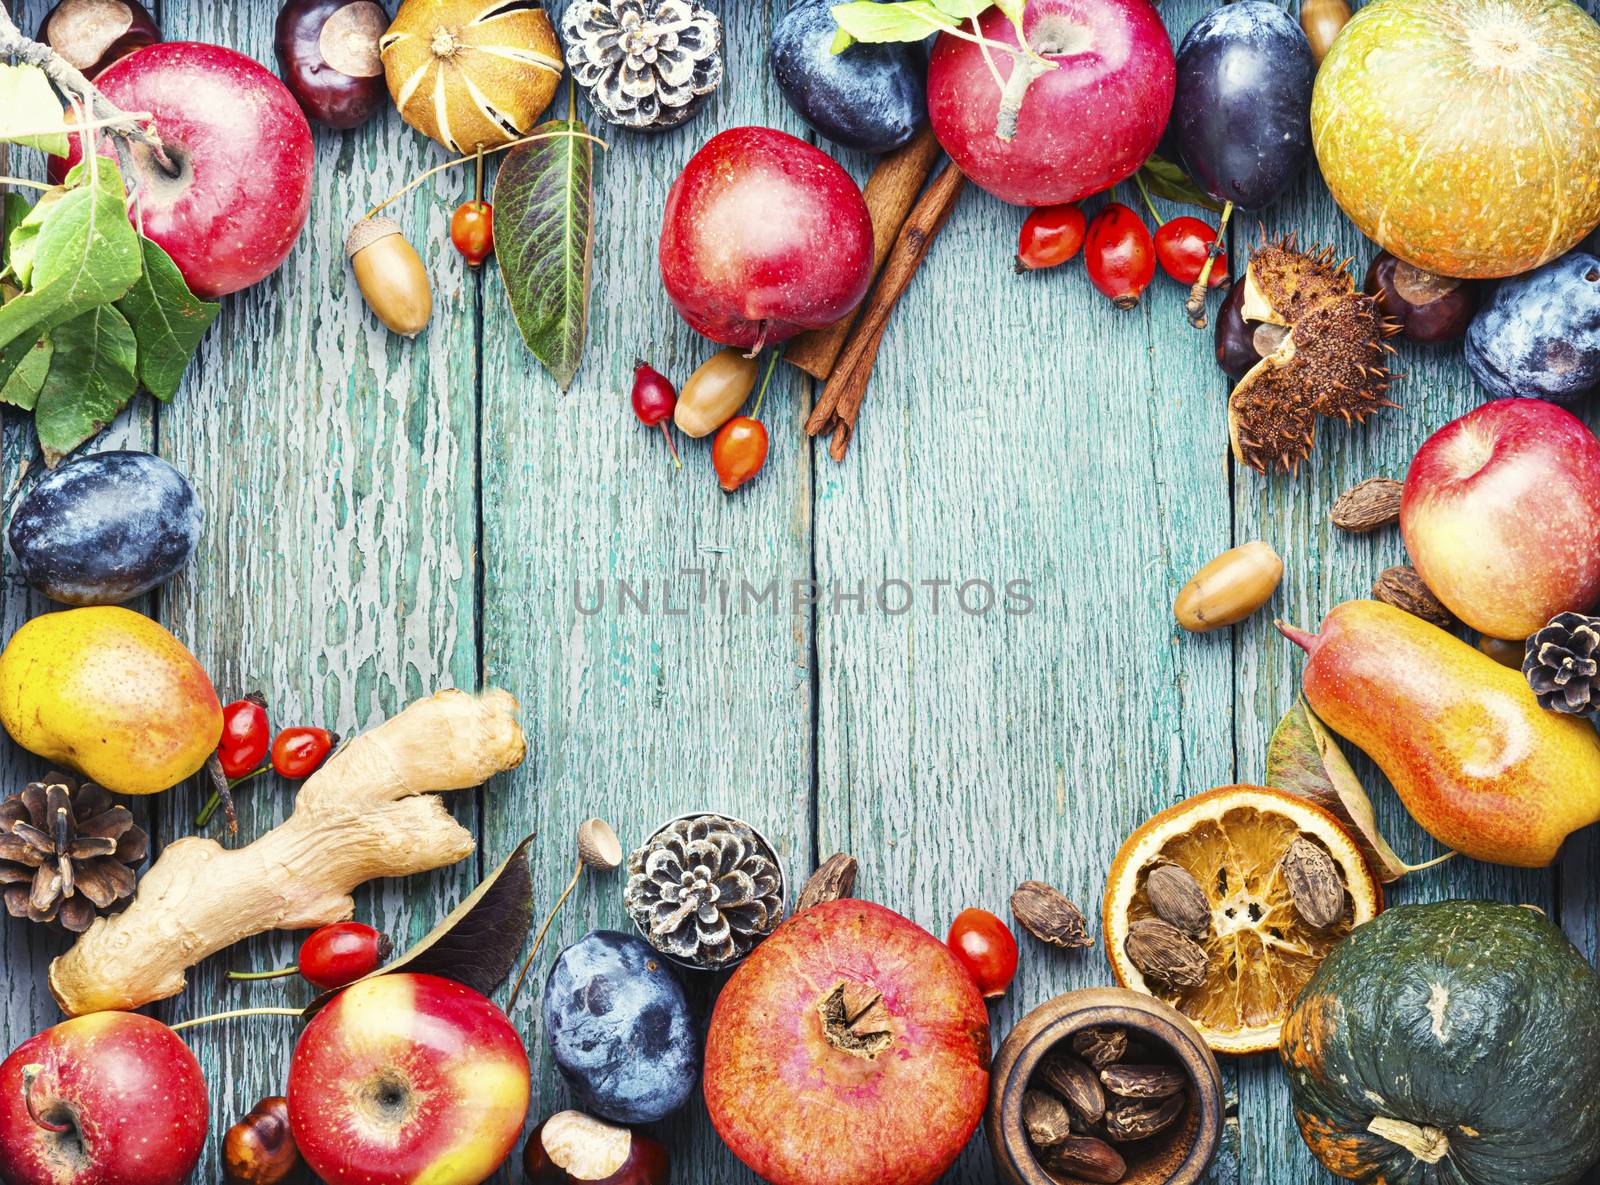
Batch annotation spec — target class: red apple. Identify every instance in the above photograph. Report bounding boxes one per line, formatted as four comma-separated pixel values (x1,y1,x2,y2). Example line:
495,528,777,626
523,1111,669,1185
1402,398,1600,639
0,1011,207,1185
288,973,530,1185
658,126,874,350
927,0,1175,207
56,42,314,298
704,899,991,1185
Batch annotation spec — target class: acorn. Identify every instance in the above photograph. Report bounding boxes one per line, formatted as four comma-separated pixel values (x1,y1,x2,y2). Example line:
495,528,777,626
345,216,432,337
275,0,389,129
39,0,159,78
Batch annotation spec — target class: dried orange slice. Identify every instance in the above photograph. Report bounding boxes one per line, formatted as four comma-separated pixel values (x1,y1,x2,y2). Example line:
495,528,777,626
1102,785,1381,1055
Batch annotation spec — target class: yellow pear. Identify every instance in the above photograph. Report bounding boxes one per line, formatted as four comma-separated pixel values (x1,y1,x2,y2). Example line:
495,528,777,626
0,607,222,795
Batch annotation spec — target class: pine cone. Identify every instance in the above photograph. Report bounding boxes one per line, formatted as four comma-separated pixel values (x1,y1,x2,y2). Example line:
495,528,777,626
561,0,723,131
1525,612,1600,716
624,814,783,968
0,773,148,931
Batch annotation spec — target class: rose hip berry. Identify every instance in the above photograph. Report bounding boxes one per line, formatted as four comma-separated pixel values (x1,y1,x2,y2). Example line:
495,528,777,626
272,727,338,779
632,361,682,469
712,416,769,493
451,200,494,266
1155,216,1228,287
1015,203,1087,273
218,694,271,779
947,908,1019,1000
298,921,391,990
1085,203,1156,310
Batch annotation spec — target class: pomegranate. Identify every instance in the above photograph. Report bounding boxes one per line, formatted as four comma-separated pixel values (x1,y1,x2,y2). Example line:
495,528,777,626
703,899,990,1185
927,0,1175,207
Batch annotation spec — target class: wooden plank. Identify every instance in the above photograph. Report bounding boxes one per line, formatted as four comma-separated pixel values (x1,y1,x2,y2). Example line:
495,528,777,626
135,3,481,1180
476,4,815,1179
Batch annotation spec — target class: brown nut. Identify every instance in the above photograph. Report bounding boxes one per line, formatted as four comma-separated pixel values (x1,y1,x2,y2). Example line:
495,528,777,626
346,216,432,338
1044,1135,1127,1183
675,348,757,437
1173,540,1283,632
1299,0,1350,62
223,1096,298,1185
524,1110,670,1185
40,0,159,78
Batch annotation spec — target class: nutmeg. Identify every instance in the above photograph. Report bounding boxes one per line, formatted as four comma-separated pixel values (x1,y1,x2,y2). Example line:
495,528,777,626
346,216,432,337
223,1096,298,1185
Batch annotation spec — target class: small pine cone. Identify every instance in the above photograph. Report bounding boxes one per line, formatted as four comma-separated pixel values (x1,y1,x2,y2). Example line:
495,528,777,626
0,773,148,931
1525,612,1600,716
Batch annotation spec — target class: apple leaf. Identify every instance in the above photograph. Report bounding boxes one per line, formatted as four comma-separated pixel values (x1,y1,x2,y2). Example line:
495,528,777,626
116,236,220,402
5,187,67,290
1138,153,1224,214
0,63,70,157
495,119,595,391
33,303,138,464
831,0,962,49
302,834,536,1018
0,161,140,354
0,332,52,411
1265,698,1453,883
2,192,29,256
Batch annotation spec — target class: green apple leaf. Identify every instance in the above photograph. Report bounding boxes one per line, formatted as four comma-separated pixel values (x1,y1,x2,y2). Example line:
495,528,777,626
0,332,52,410
0,161,140,353
0,63,70,156
33,302,138,464
495,119,594,391
1138,153,1224,214
2,192,30,255
932,0,992,18
830,1,961,49
116,236,220,401
6,186,68,289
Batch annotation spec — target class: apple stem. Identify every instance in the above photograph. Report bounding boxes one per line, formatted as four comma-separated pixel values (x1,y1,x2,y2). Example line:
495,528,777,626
1185,199,1233,329
169,1006,303,1033
506,859,585,1012
1275,619,1319,654
20,1065,71,1135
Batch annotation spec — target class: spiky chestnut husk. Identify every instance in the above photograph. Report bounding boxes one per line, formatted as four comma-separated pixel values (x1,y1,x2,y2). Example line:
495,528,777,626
1227,236,1401,475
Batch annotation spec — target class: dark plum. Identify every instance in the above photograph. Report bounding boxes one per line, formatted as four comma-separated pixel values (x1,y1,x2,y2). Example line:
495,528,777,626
9,450,202,605
770,1,926,154
1172,3,1315,210
1466,252,1600,404
1365,251,1478,345
542,931,698,1125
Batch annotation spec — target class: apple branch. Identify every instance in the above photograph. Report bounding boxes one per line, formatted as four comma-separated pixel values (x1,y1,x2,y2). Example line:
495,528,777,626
47,689,528,1017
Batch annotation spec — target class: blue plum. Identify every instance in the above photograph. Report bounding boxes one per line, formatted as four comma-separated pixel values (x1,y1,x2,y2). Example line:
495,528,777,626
542,931,698,1125
1466,252,1600,404
9,450,202,605
1172,2,1315,210
770,1,926,154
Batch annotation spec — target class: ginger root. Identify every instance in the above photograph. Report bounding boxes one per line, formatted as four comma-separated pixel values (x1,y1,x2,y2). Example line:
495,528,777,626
49,688,526,1017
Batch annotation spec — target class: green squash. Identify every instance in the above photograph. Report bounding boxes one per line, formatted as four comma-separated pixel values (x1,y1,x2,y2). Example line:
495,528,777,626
1281,900,1600,1185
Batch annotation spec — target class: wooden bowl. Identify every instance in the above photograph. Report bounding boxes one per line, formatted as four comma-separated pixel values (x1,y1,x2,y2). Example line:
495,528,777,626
987,987,1224,1185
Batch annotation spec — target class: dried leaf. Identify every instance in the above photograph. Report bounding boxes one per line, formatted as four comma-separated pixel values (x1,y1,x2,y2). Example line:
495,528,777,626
304,834,535,1017
1266,699,1452,882
1138,153,1224,213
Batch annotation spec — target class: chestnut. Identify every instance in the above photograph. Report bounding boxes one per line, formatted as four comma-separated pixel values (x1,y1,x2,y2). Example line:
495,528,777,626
1213,281,1287,379
524,1111,670,1185
39,0,159,78
222,1096,299,1185
1364,250,1479,344
275,0,388,129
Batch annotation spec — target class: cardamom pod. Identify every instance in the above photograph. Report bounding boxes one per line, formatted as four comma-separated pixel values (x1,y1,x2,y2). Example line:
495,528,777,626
1011,880,1092,949
1124,918,1208,989
796,852,857,912
1144,863,1211,938
1100,1063,1188,1100
1330,477,1403,532
1106,1095,1186,1142
1372,565,1457,630
1022,1089,1073,1148
1036,1051,1106,1125
1282,837,1347,929
1071,1026,1128,1069
1044,1136,1127,1184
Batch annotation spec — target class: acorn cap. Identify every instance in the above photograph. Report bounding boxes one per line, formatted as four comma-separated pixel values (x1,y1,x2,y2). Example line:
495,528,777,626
345,216,402,259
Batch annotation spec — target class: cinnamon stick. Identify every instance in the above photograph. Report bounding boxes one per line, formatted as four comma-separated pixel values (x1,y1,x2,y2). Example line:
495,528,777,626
806,163,967,458
785,126,944,381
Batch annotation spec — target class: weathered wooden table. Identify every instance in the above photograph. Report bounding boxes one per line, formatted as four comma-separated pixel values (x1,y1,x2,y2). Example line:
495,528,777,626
2,1,1592,1182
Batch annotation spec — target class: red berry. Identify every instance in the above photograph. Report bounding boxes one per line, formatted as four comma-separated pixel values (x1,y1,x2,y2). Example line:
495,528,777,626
271,727,338,779
298,922,390,991
451,199,494,266
1016,203,1086,272
218,694,270,780
712,416,769,492
947,908,1019,1000
1154,215,1227,286
631,361,682,469
1084,203,1156,310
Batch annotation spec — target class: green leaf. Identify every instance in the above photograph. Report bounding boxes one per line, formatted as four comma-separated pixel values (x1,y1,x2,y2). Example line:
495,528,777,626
932,0,993,18
33,303,138,464
0,161,140,353
0,332,52,410
1138,153,1224,214
0,64,69,156
830,1,959,45
6,186,67,289
2,193,29,257
494,119,594,391
116,236,220,401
